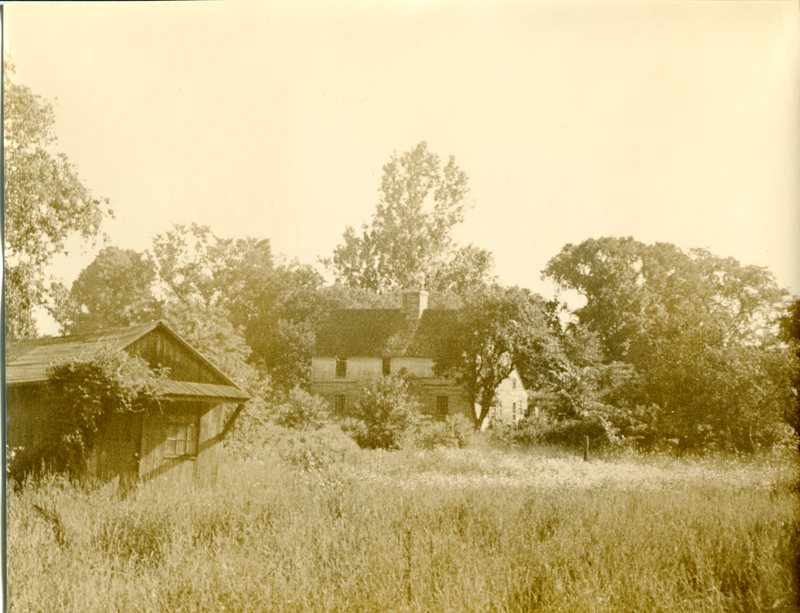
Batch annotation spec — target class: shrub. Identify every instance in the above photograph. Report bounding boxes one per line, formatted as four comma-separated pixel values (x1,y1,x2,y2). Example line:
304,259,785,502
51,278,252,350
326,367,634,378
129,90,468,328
539,413,618,448
273,387,330,430
350,376,420,449
399,414,477,450
271,424,359,471
338,417,369,443
490,410,620,450
412,419,454,450
445,414,476,448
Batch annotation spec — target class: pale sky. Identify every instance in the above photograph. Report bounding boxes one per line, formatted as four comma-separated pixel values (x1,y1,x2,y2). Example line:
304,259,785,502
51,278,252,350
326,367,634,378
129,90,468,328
5,2,799,334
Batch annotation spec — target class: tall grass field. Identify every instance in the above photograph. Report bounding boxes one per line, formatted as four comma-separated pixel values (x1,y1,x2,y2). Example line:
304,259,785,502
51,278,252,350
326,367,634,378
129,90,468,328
8,443,799,612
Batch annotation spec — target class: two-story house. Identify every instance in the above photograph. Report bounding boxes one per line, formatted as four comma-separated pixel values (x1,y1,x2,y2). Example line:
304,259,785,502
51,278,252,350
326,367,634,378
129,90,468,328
310,289,528,428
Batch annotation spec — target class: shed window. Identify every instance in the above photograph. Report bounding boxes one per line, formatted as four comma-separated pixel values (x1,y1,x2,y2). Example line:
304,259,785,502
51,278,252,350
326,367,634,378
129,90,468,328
382,357,391,376
164,415,198,458
436,396,449,419
335,358,347,378
334,394,346,413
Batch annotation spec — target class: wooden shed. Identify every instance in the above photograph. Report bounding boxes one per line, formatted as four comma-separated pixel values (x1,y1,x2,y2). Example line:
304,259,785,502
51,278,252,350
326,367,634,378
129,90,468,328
5,321,249,485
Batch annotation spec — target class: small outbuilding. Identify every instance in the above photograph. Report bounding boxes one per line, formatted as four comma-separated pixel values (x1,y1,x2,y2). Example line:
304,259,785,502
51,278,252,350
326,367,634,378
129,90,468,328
5,321,249,485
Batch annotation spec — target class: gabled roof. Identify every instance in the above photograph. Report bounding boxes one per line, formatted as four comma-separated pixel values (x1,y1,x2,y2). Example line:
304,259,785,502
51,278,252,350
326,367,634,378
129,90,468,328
314,308,461,357
6,322,160,384
5,321,249,402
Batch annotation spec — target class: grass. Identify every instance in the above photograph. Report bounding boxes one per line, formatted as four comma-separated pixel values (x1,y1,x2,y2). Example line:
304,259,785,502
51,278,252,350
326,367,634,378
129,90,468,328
7,441,799,612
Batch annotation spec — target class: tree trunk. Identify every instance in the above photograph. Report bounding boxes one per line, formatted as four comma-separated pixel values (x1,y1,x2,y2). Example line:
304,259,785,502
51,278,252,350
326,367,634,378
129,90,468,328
474,394,494,429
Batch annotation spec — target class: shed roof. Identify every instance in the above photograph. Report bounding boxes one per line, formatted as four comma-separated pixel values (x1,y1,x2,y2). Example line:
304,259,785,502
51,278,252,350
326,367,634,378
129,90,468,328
5,321,249,402
314,308,461,357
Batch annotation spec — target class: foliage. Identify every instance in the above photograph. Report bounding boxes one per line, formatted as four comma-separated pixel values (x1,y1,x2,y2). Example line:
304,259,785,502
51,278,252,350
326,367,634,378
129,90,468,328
779,297,800,441
51,224,272,402
4,64,111,339
347,376,421,449
11,347,165,479
444,414,477,448
225,413,357,470
50,247,161,334
52,224,324,393
544,238,786,360
326,141,495,293
273,388,331,431
7,448,798,612
410,414,476,450
432,284,558,427
543,237,795,452
234,262,325,392
270,425,360,471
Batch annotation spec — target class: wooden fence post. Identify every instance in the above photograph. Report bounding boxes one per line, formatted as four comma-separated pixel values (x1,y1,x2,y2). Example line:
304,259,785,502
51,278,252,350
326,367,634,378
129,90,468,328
583,435,589,462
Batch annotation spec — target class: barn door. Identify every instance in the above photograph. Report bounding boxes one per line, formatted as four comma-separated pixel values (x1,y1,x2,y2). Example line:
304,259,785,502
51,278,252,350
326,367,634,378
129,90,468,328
96,411,143,483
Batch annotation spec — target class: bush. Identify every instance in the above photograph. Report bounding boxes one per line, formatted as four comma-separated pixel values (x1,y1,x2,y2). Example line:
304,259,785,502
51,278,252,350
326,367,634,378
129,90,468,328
402,414,477,450
273,388,330,430
232,421,358,470
338,417,368,443
412,419,453,450
445,414,476,448
271,424,359,471
489,410,620,450
350,376,420,449
540,413,618,448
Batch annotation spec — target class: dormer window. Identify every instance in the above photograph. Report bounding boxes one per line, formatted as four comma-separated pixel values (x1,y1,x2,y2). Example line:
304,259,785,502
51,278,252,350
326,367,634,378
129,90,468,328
335,358,347,378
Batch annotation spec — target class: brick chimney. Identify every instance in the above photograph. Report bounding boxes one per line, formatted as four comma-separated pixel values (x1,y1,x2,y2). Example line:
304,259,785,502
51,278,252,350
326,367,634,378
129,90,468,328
402,289,428,320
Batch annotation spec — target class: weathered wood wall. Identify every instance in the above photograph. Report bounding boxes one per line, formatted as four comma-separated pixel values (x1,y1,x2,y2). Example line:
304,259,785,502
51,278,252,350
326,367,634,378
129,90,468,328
129,330,227,384
138,401,225,485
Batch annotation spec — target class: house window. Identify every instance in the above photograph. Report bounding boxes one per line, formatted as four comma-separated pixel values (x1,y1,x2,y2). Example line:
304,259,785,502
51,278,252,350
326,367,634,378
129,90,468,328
334,394,346,413
335,358,347,379
436,396,449,419
512,378,517,390
512,402,517,421
164,415,198,458
382,357,391,376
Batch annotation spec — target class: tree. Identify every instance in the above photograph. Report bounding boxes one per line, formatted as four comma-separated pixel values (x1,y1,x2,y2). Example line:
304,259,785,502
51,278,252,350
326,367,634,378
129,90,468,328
4,64,111,339
51,247,161,334
433,285,557,428
544,237,794,451
778,298,800,442
53,225,333,395
326,142,494,293
544,237,787,362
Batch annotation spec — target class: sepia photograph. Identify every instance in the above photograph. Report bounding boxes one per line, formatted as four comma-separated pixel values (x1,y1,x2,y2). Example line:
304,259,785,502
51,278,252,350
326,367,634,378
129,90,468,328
3,1,799,611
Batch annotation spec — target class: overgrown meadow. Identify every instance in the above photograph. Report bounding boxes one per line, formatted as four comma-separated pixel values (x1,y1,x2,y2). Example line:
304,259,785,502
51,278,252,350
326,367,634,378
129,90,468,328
8,432,799,612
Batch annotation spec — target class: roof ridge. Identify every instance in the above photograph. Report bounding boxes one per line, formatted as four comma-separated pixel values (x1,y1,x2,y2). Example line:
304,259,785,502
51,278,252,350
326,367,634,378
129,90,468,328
7,321,159,347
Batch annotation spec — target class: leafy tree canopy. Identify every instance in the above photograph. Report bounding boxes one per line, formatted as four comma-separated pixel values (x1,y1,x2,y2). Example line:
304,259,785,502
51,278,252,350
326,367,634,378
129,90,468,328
50,246,161,334
433,285,558,428
52,224,328,394
543,237,795,451
326,141,495,294
544,237,788,362
4,63,111,339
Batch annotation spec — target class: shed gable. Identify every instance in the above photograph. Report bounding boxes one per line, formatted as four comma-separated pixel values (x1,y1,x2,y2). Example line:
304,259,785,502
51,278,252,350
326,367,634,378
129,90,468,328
127,328,229,385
